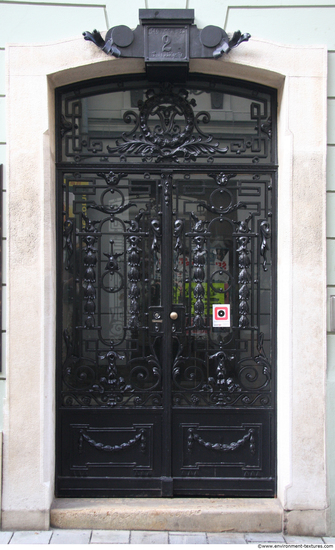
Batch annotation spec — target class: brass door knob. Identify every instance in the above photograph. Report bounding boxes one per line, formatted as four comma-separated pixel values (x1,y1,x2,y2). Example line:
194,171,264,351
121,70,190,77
170,311,178,320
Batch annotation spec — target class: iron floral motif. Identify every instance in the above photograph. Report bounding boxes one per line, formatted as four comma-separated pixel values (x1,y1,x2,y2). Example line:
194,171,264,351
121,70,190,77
173,218,184,274
187,427,255,453
189,212,209,330
91,347,131,401
202,348,242,406
151,219,161,254
172,390,270,408
97,171,127,186
207,345,240,392
126,213,143,332
79,428,146,453
81,214,100,329
174,219,184,254
235,213,253,329
107,87,228,163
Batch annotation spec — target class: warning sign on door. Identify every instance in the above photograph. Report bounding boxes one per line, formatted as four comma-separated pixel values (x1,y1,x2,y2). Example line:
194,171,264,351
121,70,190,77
213,304,230,328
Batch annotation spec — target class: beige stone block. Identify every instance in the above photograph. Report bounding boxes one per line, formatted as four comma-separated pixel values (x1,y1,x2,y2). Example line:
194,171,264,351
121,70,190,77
50,498,283,533
190,39,326,86
2,510,50,531
284,509,328,536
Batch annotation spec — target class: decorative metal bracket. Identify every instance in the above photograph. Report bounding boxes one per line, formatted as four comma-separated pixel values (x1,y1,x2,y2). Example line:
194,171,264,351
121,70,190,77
83,9,250,80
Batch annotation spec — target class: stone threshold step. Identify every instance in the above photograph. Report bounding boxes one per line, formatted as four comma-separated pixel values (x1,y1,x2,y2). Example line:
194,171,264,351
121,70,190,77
51,497,283,533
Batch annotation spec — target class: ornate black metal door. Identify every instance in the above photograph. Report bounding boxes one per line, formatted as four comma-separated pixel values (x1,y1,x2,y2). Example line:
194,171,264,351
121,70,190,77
56,77,276,497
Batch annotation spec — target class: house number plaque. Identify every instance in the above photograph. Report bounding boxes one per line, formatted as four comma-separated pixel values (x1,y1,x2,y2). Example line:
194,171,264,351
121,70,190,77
144,26,189,63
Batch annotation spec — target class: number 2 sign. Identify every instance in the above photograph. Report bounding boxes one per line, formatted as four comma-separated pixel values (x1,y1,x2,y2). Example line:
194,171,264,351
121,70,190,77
213,304,230,327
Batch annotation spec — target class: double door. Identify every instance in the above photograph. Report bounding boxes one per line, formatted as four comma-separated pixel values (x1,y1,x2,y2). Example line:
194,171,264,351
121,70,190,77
57,166,275,497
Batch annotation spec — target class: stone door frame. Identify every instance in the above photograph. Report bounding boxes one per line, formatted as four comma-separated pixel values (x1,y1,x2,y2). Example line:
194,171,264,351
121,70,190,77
2,37,328,534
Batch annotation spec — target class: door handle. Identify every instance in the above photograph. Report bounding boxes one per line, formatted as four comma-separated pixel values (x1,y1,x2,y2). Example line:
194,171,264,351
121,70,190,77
170,311,178,320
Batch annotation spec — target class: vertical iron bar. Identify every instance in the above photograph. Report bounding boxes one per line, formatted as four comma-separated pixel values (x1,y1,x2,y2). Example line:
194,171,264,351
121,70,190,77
160,171,173,496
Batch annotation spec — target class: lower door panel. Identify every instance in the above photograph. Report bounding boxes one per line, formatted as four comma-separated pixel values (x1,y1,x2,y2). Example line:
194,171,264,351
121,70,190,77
172,409,275,497
56,409,164,497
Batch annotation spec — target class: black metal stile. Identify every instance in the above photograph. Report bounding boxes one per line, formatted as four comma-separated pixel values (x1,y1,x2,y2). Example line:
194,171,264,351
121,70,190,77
55,74,277,498
160,171,173,496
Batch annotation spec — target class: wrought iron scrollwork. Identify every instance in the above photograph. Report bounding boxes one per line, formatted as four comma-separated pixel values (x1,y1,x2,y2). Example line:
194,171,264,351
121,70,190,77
199,173,245,215
90,193,135,216
107,87,228,163
238,333,271,391
129,355,161,391
173,359,205,393
63,330,96,388
60,84,274,165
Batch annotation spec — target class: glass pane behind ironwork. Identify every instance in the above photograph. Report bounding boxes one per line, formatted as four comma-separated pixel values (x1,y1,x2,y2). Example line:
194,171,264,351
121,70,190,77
61,173,163,408
61,170,273,409
171,173,273,407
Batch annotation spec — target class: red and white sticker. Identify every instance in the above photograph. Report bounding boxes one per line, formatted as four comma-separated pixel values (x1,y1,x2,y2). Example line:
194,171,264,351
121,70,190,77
213,304,230,327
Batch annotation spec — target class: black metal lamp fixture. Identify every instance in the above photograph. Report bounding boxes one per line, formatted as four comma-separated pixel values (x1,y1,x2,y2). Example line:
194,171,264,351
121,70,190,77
83,9,250,80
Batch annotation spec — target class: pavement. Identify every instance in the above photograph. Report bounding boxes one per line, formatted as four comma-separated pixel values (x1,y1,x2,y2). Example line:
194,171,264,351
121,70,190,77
0,530,334,545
